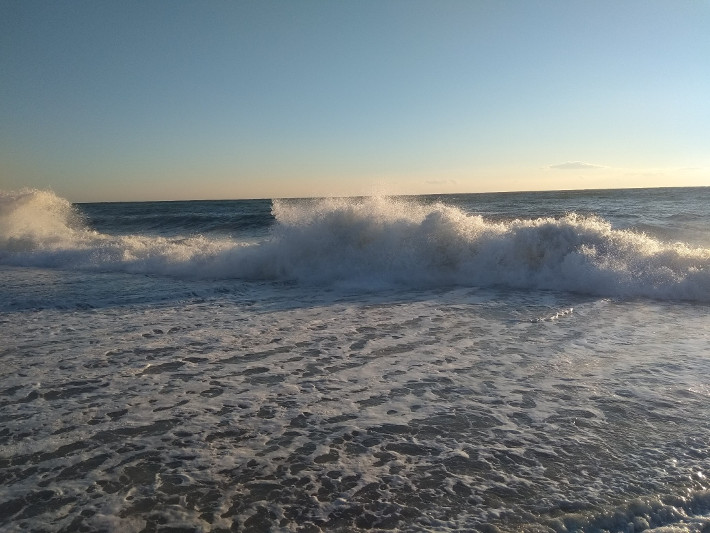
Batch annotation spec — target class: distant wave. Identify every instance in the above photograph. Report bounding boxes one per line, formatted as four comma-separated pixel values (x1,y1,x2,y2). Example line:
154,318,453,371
79,198,274,237
2,189,710,302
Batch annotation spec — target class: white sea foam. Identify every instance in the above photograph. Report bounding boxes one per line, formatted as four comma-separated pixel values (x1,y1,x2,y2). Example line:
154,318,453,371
2,189,709,301
2,277,710,531
0,189,86,251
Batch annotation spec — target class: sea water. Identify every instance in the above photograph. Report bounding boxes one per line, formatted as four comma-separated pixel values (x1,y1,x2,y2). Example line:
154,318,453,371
1,187,709,532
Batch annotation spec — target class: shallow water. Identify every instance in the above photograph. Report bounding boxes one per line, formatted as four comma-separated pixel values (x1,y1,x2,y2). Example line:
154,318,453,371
2,267,710,532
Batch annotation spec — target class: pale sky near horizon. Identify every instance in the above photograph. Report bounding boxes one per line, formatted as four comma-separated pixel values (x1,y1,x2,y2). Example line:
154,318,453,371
1,0,709,202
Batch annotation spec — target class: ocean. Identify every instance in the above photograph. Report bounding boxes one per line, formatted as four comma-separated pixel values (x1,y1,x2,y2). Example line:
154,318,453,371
1,187,709,532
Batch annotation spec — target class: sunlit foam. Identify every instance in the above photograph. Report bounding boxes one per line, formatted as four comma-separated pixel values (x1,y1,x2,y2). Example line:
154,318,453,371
1,189,709,301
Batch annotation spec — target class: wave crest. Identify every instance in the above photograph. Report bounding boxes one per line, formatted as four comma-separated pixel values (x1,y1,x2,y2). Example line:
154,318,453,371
0,189,88,251
267,198,710,300
1,190,709,301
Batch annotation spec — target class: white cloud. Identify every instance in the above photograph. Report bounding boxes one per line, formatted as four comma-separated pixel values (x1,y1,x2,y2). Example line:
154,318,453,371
548,161,605,170
425,179,457,185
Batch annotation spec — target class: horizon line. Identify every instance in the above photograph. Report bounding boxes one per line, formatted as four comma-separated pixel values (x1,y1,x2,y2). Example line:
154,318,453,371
72,184,710,204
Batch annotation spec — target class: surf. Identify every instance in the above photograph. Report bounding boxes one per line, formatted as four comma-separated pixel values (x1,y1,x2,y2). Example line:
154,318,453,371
1,189,709,302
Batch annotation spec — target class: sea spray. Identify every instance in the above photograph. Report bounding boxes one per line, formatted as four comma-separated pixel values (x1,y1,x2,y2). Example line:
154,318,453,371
267,199,710,299
0,189,87,251
1,189,709,301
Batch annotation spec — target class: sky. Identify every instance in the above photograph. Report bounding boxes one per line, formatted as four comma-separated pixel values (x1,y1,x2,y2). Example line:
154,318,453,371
1,0,709,202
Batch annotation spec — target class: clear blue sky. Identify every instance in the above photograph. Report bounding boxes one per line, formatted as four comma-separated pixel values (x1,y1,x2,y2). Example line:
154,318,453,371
1,0,709,201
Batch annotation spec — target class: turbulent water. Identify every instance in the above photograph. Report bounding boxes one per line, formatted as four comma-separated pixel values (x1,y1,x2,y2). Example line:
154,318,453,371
1,187,709,532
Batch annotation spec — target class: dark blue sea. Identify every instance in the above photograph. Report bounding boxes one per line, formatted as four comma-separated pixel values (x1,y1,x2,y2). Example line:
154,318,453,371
1,187,709,531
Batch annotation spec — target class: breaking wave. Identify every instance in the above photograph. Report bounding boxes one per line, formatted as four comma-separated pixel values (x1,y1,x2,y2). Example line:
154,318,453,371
2,189,709,302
